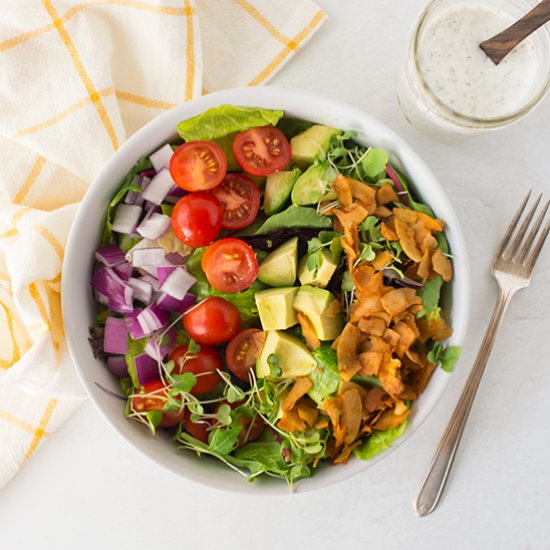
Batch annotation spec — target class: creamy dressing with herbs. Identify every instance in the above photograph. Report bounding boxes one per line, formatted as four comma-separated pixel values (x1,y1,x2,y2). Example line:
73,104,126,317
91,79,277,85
418,4,538,119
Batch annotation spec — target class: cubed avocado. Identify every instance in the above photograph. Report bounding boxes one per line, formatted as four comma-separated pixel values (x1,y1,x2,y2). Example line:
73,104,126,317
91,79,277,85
291,163,338,206
257,237,298,287
290,125,342,168
298,248,338,288
264,169,301,215
255,287,298,331
293,286,343,341
256,330,317,379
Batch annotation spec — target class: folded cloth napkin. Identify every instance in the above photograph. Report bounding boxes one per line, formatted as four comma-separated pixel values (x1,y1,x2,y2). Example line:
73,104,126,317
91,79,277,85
0,0,326,490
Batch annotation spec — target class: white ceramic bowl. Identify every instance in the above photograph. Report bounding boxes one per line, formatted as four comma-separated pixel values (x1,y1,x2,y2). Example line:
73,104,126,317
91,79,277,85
62,86,470,494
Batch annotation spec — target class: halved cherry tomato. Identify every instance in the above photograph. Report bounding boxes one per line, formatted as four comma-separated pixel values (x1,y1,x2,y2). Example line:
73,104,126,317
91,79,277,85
226,329,266,383
183,409,211,444
233,126,291,176
171,192,223,248
169,344,223,395
210,173,261,230
183,297,240,345
201,238,258,292
170,141,227,191
131,380,185,428
214,401,265,447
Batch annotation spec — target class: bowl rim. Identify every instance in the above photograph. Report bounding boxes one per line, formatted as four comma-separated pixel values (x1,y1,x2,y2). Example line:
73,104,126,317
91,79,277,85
62,86,471,494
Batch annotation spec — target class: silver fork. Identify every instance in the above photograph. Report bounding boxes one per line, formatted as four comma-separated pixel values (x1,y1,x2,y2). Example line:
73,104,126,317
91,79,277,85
415,191,549,517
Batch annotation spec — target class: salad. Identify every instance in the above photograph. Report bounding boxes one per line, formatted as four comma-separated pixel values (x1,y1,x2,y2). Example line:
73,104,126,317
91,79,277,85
89,105,460,484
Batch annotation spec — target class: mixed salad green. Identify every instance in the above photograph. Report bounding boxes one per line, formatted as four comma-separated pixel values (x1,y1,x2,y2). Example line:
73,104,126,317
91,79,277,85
90,105,460,485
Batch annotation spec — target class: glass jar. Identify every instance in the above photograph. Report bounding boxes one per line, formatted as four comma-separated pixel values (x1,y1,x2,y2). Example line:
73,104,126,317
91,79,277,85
397,0,550,138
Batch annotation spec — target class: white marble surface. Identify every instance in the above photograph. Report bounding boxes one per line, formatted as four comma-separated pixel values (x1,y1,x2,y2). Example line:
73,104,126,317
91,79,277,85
1,1,549,549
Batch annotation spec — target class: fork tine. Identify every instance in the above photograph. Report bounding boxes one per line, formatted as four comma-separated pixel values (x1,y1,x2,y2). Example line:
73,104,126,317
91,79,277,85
506,194,542,259
517,199,550,264
527,221,550,269
495,191,531,259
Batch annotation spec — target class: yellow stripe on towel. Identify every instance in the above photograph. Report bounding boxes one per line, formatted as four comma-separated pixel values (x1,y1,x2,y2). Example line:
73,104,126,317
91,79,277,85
23,399,58,463
0,410,52,437
13,156,46,204
234,0,291,46
28,283,51,331
183,0,196,101
34,225,64,260
248,9,325,85
0,1,193,54
115,90,176,110
41,0,119,150
0,300,21,365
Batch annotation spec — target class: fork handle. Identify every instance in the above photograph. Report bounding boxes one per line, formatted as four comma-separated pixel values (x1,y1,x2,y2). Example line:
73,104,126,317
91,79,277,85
415,288,515,516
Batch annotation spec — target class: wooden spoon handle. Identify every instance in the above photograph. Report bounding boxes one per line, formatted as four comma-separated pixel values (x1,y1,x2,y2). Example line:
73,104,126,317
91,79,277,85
480,0,550,64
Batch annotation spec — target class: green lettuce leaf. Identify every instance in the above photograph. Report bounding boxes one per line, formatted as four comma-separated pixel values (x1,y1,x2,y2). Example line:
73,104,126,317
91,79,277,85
276,117,314,140
434,232,449,254
417,275,444,318
308,344,340,405
102,154,152,245
353,421,407,461
186,247,259,322
235,206,332,237
211,133,240,171
391,167,435,217
176,105,284,142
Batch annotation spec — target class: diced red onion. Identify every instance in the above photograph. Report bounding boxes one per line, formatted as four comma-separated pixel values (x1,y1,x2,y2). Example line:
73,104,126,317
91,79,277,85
106,355,129,378
94,289,109,305
117,286,134,314
125,175,151,207
95,244,126,267
142,202,161,221
156,292,196,314
139,274,161,292
113,262,133,281
160,267,196,300
165,252,186,265
103,317,129,355
135,354,161,385
138,176,151,203
124,189,138,205
112,204,142,234
142,168,174,205
136,213,171,240
123,175,141,205
140,169,157,178
137,265,158,278
157,265,176,285
149,144,174,173
137,304,170,335
125,309,146,340
145,328,176,361
128,277,153,304
92,267,134,314
164,185,186,204
131,247,165,267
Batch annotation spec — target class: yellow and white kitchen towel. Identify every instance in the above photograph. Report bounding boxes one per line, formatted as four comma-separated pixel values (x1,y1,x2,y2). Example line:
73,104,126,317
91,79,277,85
0,0,326,489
